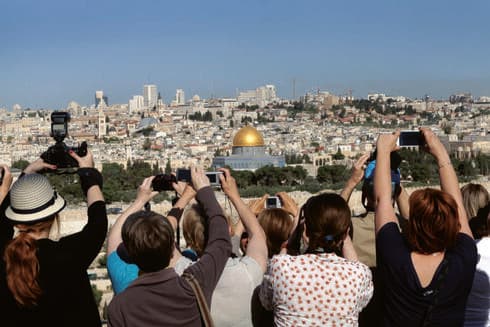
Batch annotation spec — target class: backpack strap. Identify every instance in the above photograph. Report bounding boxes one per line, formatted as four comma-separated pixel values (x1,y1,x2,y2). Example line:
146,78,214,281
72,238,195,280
182,272,215,327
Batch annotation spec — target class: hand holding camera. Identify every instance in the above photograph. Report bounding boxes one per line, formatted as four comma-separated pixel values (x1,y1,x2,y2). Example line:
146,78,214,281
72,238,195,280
23,158,57,174
419,128,450,163
190,166,210,191
218,168,239,200
276,192,298,217
41,112,88,169
136,177,159,205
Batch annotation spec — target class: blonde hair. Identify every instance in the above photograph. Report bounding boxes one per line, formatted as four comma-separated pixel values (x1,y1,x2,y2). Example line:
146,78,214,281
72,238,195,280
461,183,489,219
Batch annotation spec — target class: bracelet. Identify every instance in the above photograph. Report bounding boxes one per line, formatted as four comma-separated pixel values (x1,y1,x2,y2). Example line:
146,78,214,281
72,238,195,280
438,161,452,169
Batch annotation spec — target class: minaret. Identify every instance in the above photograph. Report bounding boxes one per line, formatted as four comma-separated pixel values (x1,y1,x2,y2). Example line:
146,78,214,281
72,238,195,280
98,108,106,138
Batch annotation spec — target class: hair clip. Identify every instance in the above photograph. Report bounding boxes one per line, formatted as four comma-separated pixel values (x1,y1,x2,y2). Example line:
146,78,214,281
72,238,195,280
324,235,335,242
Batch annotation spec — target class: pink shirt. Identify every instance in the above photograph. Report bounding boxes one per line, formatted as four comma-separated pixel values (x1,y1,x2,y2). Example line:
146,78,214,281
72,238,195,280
260,253,373,327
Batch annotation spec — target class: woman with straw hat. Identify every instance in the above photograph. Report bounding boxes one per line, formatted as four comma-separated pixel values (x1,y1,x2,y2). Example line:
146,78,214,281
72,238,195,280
0,150,107,327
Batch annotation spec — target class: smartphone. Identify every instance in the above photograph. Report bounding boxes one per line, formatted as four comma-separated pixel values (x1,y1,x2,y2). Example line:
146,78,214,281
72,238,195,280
176,168,192,183
265,196,282,209
206,171,223,187
151,174,176,192
397,131,423,147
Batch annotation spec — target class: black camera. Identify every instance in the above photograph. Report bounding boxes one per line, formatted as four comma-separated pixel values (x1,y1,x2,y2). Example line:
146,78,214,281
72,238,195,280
176,168,191,183
265,196,281,209
41,112,88,169
152,174,177,192
397,130,424,147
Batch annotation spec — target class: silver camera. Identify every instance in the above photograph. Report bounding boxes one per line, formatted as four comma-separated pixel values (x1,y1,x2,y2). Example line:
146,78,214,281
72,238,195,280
265,196,281,209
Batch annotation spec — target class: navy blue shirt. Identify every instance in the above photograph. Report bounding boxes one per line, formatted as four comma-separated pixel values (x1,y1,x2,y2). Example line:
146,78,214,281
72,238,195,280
376,222,477,327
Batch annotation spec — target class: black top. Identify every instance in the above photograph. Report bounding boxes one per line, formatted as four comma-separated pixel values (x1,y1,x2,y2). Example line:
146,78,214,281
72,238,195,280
376,222,477,327
0,199,108,327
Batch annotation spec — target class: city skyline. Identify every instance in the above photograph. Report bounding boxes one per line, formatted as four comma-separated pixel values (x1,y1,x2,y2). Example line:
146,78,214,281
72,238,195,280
2,0,490,109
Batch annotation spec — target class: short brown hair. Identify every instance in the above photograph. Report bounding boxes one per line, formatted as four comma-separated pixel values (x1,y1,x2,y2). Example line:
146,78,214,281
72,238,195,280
122,211,174,272
303,193,351,253
407,188,460,253
258,208,294,258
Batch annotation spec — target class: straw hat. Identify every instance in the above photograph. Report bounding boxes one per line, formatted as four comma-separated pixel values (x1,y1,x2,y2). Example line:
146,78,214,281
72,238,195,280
5,174,66,224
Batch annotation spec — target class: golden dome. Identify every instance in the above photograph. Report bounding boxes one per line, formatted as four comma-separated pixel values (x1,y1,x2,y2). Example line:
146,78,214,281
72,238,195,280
233,125,265,147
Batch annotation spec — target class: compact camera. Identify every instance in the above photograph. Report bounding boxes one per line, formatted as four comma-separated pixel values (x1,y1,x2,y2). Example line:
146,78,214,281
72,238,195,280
397,130,424,147
41,112,88,169
265,196,282,209
176,168,223,187
152,174,177,192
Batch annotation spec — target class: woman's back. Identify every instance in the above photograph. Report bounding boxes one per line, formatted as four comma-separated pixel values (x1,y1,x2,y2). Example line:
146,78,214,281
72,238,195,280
377,223,477,327
262,253,373,327
1,239,101,326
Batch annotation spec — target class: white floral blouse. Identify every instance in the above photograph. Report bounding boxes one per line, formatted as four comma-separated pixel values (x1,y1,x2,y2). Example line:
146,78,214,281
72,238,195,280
259,253,373,327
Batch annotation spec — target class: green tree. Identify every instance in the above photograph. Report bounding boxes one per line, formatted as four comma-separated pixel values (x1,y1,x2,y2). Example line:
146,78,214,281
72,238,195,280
316,165,349,184
332,148,345,160
165,159,172,174
12,159,30,170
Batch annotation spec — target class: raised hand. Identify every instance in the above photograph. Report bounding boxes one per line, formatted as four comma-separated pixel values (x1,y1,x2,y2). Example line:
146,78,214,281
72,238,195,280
136,176,159,204
218,168,239,200
248,194,269,216
23,158,57,174
69,149,95,168
376,131,400,154
276,192,299,217
190,165,210,191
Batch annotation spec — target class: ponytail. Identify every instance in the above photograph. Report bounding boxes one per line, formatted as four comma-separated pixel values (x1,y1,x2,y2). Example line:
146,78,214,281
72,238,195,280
4,219,53,307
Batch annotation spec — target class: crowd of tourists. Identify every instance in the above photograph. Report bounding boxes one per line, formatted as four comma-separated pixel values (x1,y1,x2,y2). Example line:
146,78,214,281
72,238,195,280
0,128,488,326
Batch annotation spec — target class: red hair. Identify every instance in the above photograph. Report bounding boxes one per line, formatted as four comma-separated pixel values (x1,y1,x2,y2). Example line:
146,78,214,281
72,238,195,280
4,219,54,307
407,188,460,253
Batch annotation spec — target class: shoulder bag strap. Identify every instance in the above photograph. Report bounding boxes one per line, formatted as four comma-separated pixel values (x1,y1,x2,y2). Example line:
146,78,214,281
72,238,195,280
421,257,450,327
183,272,215,327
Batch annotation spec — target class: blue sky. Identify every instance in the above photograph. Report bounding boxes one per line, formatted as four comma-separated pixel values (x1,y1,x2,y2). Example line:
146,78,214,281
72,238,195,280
1,0,490,109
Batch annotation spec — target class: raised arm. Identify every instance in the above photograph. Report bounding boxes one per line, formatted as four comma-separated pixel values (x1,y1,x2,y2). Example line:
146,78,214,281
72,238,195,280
420,128,472,237
185,166,232,303
58,150,107,269
396,184,410,219
219,168,267,272
107,176,158,255
342,235,358,261
374,131,400,234
341,153,370,202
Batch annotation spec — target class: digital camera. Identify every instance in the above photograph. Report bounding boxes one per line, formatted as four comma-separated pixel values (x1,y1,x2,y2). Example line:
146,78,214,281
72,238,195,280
265,196,281,209
41,112,88,169
397,130,424,147
205,171,223,187
176,169,223,187
152,174,177,192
